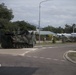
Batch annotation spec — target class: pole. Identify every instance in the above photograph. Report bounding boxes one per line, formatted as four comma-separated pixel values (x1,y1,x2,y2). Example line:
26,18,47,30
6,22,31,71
73,26,74,33
73,24,75,33
39,3,41,44
38,0,52,44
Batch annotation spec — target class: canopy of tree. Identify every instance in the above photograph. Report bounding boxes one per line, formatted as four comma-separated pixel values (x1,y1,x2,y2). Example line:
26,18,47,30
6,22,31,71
13,21,36,31
42,24,76,33
0,3,36,32
0,3,76,33
0,3,14,21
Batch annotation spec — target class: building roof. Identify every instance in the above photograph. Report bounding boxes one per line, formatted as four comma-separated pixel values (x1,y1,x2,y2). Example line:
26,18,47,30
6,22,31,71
36,31,56,35
29,30,56,35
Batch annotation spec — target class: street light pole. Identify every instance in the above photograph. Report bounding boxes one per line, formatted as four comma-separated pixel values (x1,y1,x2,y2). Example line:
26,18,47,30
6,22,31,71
38,0,52,44
73,26,74,33
73,24,75,33
39,2,41,44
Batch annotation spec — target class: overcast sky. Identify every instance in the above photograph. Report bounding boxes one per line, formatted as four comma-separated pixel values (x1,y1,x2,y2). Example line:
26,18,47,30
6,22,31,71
0,0,76,27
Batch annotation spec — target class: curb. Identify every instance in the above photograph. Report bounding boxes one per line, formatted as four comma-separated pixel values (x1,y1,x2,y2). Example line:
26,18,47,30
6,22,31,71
64,50,76,64
34,45,51,48
0,64,1,67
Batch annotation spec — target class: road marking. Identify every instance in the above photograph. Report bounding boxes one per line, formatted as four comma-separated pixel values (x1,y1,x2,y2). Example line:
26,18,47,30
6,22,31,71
0,64,1,67
41,47,54,49
27,56,32,58
41,47,46,49
48,47,54,48
20,51,30,56
46,58,52,60
24,51,30,54
30,48,38,51
22,48,38,51
63,52,66,60
33,56,38,58
61,60,65,62
53,59,59,61
34,46,43,47
19,48,38,56
26,55,66,62
40,57,45,59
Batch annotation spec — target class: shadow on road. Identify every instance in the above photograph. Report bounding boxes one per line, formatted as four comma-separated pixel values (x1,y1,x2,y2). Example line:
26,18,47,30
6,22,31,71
0,67,38,75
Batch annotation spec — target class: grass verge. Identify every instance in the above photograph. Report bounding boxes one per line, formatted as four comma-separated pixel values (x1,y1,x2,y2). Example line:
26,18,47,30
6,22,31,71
36,41,76,46
68,52,76,61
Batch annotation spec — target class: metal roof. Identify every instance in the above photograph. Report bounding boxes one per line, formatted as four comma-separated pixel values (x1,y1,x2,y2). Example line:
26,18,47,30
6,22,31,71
29,30,56,35
37,31,55,35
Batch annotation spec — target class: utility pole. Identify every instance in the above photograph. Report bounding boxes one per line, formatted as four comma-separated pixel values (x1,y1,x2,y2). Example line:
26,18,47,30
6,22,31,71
38,0,52,44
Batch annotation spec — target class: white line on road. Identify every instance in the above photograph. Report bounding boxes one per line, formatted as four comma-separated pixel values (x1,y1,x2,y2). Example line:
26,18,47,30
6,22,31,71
40,57,45,59
19,48,38,56
19,51,30,56
22,48,38,51
27,56,32,58
41,47,47,49
33,56,38,58
48,47,54,48
53,59,59,61
41,47,54,50
26,55,66,62
46,58,52,60
61,60,65,62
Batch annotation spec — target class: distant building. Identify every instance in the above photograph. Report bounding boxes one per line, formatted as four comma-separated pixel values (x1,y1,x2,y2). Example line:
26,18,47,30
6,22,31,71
36,31,55,35
29,30,55,35
29,30,56,41
36,30,56,41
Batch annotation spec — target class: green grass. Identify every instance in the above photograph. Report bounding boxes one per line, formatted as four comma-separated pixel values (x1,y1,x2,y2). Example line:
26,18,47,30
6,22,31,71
36,42,52,45
36,41,76,46
68,52,76,61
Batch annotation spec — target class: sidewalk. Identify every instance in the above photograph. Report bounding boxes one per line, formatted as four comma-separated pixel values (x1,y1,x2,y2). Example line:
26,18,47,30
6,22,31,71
36,41,62,44
64,50,76,63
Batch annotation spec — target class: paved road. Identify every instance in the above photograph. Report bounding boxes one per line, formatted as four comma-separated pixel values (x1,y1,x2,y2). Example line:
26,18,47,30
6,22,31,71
0,43,76,75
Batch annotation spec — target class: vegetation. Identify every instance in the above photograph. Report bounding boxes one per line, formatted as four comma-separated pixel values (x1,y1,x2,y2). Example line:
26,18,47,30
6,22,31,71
42,24,76,33
0,3,76,34
42,26,64,33
0,3,36,32
68,52,76,61
0,3,14,21
13,21,36,31
52,36,56,43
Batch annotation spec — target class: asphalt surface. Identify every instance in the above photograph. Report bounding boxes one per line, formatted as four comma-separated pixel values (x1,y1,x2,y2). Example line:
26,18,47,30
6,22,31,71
0,43,76,75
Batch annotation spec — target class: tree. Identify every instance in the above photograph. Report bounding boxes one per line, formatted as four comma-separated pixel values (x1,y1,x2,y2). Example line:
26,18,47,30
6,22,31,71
42,26,55,32
0,3,14,32
13,21,36,30
64,24,73,33
0,3,14,21
72,24,76,33
42,26,64,33
56,26,64,33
